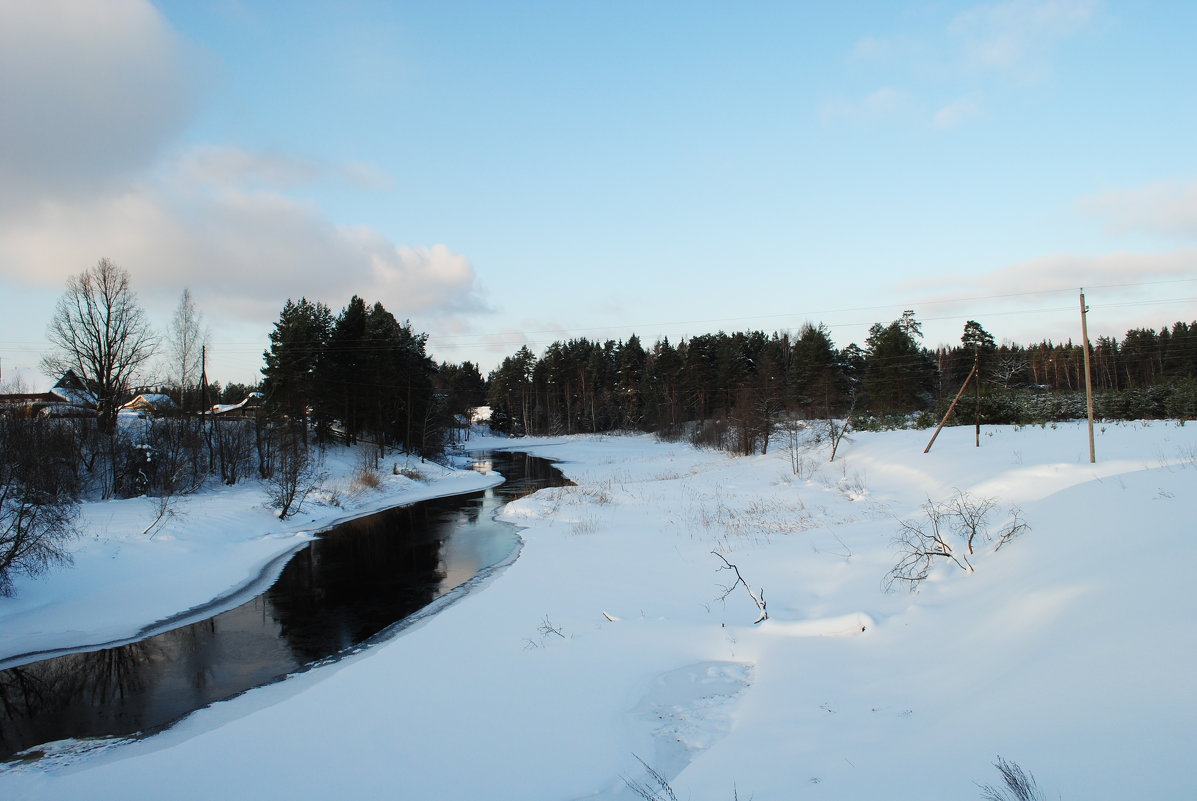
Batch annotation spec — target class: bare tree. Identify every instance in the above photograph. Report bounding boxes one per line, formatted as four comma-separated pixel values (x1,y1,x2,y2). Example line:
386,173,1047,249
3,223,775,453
0,416,79,596
41,259,156,433
0,370,30,394
166,288,209,411
214,419,256,485
267,422,324,519
827,390,856,462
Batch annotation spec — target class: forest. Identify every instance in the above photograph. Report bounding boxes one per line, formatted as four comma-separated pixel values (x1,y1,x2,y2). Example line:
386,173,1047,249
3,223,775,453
484,311,1197,454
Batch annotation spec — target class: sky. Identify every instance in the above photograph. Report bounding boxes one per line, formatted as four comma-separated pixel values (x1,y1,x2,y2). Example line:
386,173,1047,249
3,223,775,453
1,0,1195,389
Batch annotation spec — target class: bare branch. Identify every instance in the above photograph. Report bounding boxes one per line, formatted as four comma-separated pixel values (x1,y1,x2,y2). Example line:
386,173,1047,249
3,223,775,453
712,550,768,624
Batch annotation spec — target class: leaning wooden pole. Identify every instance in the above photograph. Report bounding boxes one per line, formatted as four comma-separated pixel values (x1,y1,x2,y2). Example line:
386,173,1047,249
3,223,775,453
924,363,977,454
1080,289,1096,463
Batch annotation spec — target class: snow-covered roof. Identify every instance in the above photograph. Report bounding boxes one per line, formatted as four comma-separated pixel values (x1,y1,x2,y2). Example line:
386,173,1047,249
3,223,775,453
50,386,97,407
46,371,97,407
122,394,179,410
209,394,263,414
37,402,95,418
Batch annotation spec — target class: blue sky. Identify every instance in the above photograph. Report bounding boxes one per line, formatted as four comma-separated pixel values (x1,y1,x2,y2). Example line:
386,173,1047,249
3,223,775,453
1,0,1194,388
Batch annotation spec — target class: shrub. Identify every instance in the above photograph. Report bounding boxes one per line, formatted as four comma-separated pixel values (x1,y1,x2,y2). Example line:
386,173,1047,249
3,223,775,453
0,416,79,596
886,490,1028,592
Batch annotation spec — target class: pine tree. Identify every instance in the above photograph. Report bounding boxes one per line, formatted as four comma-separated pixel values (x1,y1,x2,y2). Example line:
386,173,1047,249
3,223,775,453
863,314,936,414
261,298,333,433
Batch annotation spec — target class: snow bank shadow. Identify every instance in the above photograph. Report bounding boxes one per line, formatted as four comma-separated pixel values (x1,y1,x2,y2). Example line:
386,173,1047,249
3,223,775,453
620,661,753,796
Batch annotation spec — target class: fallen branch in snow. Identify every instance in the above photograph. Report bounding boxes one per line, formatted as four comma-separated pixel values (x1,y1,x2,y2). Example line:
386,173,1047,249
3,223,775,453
141,493,176,539
538,615,566,639
525,615,568,648
712,551,768,624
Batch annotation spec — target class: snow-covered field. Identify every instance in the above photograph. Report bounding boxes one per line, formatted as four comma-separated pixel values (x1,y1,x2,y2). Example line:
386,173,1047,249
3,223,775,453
2,421,1195,799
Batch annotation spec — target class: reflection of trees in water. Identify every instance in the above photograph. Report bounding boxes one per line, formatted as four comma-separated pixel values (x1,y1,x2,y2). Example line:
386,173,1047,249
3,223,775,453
269,506,445,664
0,666,50,750
175,617,219,692
69,640,160,705
0,639,159,758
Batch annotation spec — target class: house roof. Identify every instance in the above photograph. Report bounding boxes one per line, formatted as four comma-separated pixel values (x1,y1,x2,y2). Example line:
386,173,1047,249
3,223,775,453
50,370,98,407
209,394,263,415
51,385,98,406
122,393,179,410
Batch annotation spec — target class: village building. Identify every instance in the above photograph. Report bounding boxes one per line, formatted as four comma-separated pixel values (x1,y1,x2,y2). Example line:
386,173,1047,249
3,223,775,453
120,393,181,418
208,392,264,418
0,370,98,417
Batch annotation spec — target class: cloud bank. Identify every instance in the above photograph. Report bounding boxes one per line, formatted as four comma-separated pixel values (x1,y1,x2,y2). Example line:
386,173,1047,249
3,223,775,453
1082,181,1197,240
0,1,487,337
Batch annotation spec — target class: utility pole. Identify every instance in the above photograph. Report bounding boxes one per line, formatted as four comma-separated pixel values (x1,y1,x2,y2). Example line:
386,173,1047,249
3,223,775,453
974,346,981,447
1079,289,1096,463
200,345,209,413
924,361,977,454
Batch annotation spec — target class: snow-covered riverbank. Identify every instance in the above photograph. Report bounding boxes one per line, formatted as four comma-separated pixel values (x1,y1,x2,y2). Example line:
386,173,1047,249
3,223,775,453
0,449,501,668
2,422,1195,800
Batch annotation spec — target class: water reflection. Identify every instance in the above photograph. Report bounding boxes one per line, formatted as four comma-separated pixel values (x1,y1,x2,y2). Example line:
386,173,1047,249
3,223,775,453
0,451,565,761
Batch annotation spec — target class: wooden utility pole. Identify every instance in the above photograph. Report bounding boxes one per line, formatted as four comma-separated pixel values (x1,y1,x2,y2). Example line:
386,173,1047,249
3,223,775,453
200,345,209,413
1079,289,1096,463
973,346,981,447
924,362,977,454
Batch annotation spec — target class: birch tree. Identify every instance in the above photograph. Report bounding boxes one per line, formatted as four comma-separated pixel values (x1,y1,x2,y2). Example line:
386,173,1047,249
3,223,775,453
167,288,209,411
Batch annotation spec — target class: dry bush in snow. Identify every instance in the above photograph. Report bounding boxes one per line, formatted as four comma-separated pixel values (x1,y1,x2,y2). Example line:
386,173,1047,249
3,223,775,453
885,490,1028,592
977,756,1046,801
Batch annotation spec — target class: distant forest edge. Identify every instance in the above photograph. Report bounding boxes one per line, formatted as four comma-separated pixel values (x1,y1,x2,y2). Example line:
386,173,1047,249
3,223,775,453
483,311,1197,451
259,297,1197,459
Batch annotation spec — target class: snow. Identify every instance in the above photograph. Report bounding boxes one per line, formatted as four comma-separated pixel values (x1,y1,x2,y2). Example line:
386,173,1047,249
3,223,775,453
47,386,96,407
2,421,1195,799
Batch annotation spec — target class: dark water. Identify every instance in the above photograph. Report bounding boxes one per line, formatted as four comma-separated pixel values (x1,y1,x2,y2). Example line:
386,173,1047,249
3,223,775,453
0,451,566,761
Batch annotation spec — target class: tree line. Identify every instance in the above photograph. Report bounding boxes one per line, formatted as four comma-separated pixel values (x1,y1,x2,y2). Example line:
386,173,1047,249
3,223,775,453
486,312,1197,451
259,294,484,455
4,257,1195,595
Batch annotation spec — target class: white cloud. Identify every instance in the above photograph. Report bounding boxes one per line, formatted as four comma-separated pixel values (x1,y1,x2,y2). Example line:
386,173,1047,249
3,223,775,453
175,147,324,190
839,0,1099,129
949,0,1099,77
890,247,1196,348
1082,181,1197,240
901,249,1194,304
820,87,911,125
0,180,488,326
933,95,984,128
0,0,194,211
0,2,486,375
977,249,1194,293
174,147,395,192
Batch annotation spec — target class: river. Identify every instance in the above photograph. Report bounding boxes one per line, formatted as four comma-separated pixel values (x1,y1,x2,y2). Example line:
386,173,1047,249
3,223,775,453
0,451,565,762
